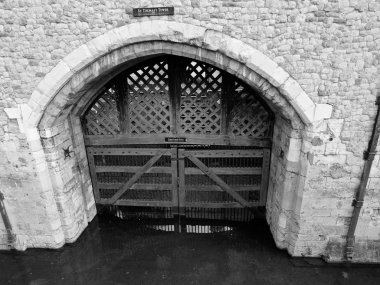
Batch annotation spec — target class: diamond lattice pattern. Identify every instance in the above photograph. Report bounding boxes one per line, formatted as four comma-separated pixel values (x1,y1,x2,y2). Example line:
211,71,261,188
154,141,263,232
180,61,222,135
229,82,271,138
127,61,171,134
85,89,120,135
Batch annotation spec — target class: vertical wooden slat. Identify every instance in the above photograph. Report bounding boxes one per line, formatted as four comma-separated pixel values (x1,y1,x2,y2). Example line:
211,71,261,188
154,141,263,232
260,148,271,205
171,147,179,215
87,147,101,202
221,72,235,135
168,57,184,135
178,148,186,215
114,72,129,134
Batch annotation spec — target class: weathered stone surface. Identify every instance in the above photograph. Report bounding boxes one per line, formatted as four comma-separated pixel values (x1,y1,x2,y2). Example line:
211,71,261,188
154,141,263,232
0,0,379,264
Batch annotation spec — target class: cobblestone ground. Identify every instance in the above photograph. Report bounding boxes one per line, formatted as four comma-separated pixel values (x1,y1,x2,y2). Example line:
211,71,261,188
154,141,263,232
0,215,379,285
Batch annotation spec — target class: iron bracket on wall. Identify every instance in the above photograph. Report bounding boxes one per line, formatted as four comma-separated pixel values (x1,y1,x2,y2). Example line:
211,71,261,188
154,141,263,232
363,150,376,161
351,199,364,208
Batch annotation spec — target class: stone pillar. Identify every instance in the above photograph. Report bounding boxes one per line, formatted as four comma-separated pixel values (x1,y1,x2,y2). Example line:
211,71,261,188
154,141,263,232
17,127,66,249
38,120,94,243
266,115,306,254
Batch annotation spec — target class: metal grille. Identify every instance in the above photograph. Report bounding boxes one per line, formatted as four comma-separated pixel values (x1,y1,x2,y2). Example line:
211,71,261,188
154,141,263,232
180,61,222,135
127,60,171,134
84,89,120,135
229,82,272,138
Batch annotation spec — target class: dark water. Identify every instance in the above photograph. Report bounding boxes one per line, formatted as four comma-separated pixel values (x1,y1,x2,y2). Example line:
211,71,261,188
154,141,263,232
0,210,380,285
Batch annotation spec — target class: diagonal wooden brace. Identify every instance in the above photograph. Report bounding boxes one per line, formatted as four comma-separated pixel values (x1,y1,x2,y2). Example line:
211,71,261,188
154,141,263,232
106,150,166,205
185,153,251,208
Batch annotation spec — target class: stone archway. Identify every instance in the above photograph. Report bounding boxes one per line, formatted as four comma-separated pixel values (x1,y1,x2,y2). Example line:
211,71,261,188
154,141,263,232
14,20,331,252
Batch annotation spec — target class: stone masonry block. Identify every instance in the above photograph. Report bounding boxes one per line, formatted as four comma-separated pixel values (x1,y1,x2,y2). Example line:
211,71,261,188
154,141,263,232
279,78,316,125
314,104,333,121
279,77,305,103
36,61,73,99
295,92,315,114
24,127,40,142
116,21,158,44
86,33,114,59
30,89,51,110
52,230,65,245
20,104,32,125
202,29,226,52
4,108,20,119
287,138,302,162
245,48,290,87
63,44,93,73
181,23,206,43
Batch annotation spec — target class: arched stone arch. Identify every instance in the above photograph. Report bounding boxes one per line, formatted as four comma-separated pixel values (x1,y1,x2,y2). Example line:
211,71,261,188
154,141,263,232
25,20,331,129
17,20,332,253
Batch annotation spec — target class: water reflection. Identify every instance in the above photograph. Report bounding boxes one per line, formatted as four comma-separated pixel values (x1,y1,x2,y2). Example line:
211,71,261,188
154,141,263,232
104,205,255,222
102,205,248,234
145,224,235,234
1,208,379,285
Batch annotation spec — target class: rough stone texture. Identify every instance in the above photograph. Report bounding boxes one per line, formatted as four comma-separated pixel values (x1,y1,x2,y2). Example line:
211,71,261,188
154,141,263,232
0,0,379,263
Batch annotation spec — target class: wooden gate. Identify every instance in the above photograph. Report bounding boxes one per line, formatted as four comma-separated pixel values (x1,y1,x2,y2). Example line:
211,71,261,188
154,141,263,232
83,55,273,216
87,146,270,211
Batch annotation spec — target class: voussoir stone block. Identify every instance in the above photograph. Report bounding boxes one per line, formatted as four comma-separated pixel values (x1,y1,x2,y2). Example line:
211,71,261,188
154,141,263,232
63,44,93,73
86,33,114,58
203,30,227,52
37,61,73,97
279,77,316,124
279,77,305,102
246,49,290,87
181,23,206,43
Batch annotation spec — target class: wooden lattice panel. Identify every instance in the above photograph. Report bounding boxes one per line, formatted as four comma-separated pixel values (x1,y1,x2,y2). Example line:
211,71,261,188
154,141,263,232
180,61,222,135
85,89,120,135
229,82,272,138
127,61,171,134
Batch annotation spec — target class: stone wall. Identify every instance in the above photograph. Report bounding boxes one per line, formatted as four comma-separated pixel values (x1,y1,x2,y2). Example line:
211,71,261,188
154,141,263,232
0,0,379,262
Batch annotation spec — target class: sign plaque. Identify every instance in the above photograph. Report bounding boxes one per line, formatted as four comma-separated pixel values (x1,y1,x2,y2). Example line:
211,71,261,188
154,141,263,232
165,137,187,143
133,7,174,17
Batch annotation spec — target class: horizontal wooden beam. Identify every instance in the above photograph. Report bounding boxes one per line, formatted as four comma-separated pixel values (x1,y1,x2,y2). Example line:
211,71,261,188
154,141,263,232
185,185,261,192
99,199,174,207
96,166,172,174
185,167,262,175
98,183,172,190
88,147,171,156
98,183,260,192
84,134,272,148
185,202,263,208
182,149,264,157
